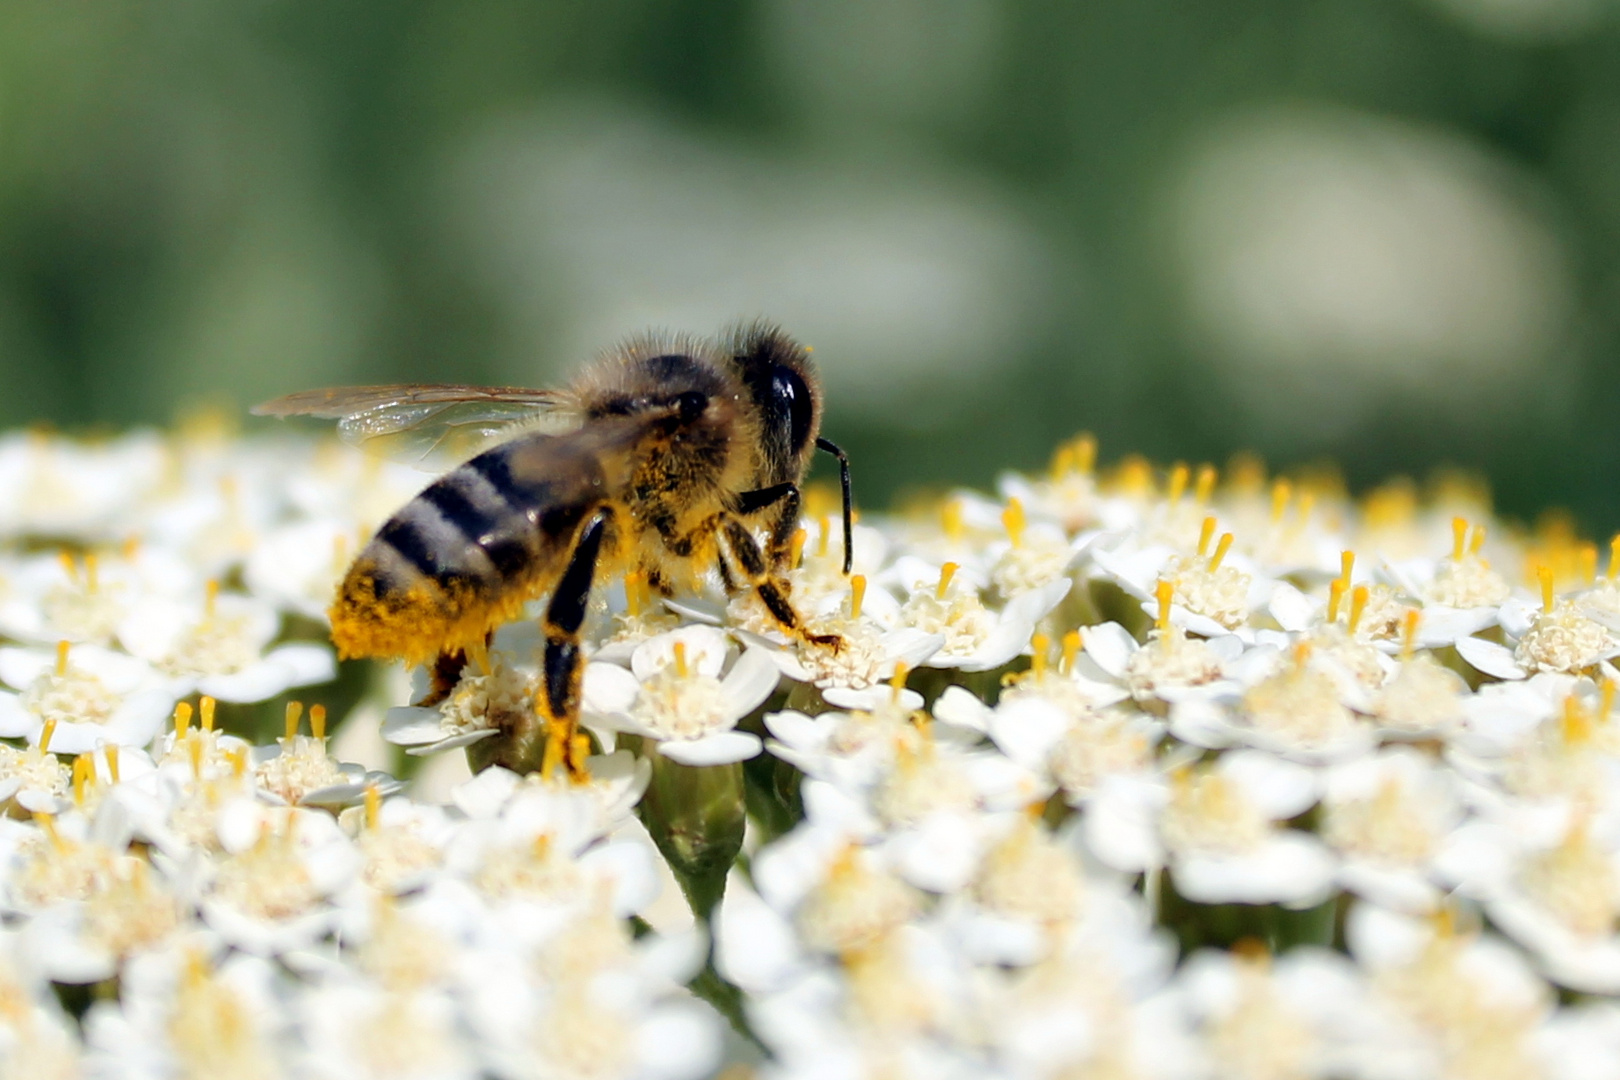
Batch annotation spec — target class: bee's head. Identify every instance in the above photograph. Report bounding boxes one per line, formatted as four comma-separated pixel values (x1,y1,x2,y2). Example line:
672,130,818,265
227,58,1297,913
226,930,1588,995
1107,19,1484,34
726,322,822,483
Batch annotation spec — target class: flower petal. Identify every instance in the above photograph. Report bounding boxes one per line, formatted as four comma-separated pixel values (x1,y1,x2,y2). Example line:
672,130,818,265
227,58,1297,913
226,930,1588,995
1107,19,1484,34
658,731,762,766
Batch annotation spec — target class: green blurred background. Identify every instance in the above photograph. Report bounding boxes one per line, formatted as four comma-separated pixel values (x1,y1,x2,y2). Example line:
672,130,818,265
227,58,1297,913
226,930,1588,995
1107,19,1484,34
4,1,1619,529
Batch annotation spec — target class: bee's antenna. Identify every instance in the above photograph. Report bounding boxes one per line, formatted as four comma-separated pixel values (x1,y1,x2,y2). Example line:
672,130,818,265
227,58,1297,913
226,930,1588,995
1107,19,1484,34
816,437,854,574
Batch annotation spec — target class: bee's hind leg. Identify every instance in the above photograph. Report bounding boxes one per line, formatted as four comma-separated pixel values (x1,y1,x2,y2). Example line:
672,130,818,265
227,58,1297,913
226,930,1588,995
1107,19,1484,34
539,508,611,779
720,516,842,654
413,647,469,707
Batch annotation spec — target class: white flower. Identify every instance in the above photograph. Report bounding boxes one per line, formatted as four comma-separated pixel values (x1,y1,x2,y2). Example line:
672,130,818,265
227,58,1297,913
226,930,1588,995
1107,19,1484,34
196,806,357,955
0,642,174,753
583,625,778,765
1320,748,1464,913
895,564,1069,672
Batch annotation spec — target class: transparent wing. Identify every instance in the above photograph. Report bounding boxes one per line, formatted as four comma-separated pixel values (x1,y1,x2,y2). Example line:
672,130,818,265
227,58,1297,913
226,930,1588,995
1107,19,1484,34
253,384,576,466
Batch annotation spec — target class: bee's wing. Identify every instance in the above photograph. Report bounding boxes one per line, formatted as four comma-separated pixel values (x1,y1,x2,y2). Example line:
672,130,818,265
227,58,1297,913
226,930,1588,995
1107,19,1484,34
253,384,579,466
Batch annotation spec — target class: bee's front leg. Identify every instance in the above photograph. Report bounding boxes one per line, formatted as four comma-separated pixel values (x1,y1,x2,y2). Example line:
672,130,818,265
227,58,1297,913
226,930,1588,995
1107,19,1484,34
720,516,842,653
538,507,611,778
735,481,802,574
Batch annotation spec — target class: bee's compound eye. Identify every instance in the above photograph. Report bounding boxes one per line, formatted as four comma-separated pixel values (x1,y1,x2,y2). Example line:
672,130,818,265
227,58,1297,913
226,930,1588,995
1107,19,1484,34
676,391,708,423
770,368,814,456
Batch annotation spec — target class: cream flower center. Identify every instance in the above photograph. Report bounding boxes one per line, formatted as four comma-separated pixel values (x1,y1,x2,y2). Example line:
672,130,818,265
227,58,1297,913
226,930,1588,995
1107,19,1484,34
254,735,346,805
1047,718,1152,797
1425,555,1510,609
1373,656,1465,733
21,666,119,727
972,819,1084,924
1161,772,1269,856
162,615,260,678
1123,627,1224,704
797,853,919,955
1515,602,1612,674
1519,825,1619,938
628,667,730,741
1323,779,1436,867
209,827,320,921
439,659,532,738
1239,661,1359,751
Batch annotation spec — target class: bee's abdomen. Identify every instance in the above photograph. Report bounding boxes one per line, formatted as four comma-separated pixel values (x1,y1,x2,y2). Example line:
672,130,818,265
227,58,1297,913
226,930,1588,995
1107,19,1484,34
330,445,582,664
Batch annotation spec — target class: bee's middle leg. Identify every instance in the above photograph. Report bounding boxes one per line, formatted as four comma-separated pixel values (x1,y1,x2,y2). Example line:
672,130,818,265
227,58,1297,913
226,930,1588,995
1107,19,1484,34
720,516,841,652
539,508,610,778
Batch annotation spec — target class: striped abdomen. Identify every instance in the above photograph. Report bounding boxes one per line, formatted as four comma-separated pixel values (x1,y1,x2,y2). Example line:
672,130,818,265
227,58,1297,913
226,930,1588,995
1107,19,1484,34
330,430,612,665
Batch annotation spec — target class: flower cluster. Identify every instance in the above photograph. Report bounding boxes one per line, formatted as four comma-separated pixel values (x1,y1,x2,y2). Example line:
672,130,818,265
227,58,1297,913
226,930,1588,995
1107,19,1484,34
4,424,1620,1078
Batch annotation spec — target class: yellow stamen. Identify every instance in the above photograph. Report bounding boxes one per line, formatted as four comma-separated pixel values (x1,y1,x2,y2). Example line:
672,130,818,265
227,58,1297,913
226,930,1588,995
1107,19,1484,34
672,641,689,679
84,553,98,593
1603,679,1617,722
942,498,963,543
229,745,247,778
1073,433,1097,474
72,754,88,806
1348,585,1370,634
1327,578,1347,624
1002,498,1026,548
817,515,831,558
1207,533,1234,573
39,718,56,754
284,701,303,742
1401,608,1420,661
57,550,78,582
889,663,910,704
121,536,140,560
624,571,644,618
1050,444,1075,478
54,640,69,677
364,783,381,830
199,696,216,732
1469,525,1486,555
1293,640,1313,666
466,638,490,677
310,704,326,741
1610,534,1620,581
789,528,808,569
1196,516,1217,558
1194,464,1217,504
1563,695,1590,744
105,745,119,783
1539,564,1555,612
1269,479,1292,524
172,701,194,738
33,812,66,853
1155,579,1174,634
848,575,867,621
1451,517,1468,561
204,579,219,619
1580,543,1598,585
1339,550,1355,588
1166,463,1189,504
1030,633,1050,678
1060,629,1081,674
936,562,959,600
187,735,204,777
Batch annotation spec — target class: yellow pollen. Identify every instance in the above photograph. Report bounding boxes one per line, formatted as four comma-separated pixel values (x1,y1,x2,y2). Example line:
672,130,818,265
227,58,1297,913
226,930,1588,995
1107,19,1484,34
1061,629,1081,674
1293,640,1313,667
1194,464,1217,503
624,571,643,618
1539,564,1556,612
72,753,89,806
1167,463,1189,504
121,536,140,560
105,745,119,783
39,718,56,754
1269,479,1292,523
84,553,98,593
889,663,910,703
942,498,964,543
54,640,69,677
1002,498,1026,548
1155,578,1174,634
1581,543,1598,584
310,704,326,740
1401,608,1420,661
1469,525,1486,555
789,528,808,569
1451,517,1468,561
1207,532,1234,573
1050,445,1075,477
200,696,216,732
204,579,219,619
672,641,689,679
1327,579,1347,624
818,515,831,558
187,735,204,777
173,702,193,738
1339,550,1355,587
1295,492,1316,529
1603,679,1617,722
849,575,867,621
466,638,491,677
568,733,592,783
364,783,381,830
1030,633,1050,678
936,562,959,600
33,812,66,853
1197,516,1217,558
1073,433,1097,474
57,550,78,582
284,701,303,742
1610,534,1620,581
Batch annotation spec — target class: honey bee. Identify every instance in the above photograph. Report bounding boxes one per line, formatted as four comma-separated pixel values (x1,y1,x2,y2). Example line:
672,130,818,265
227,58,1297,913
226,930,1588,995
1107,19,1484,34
255,323,852,774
